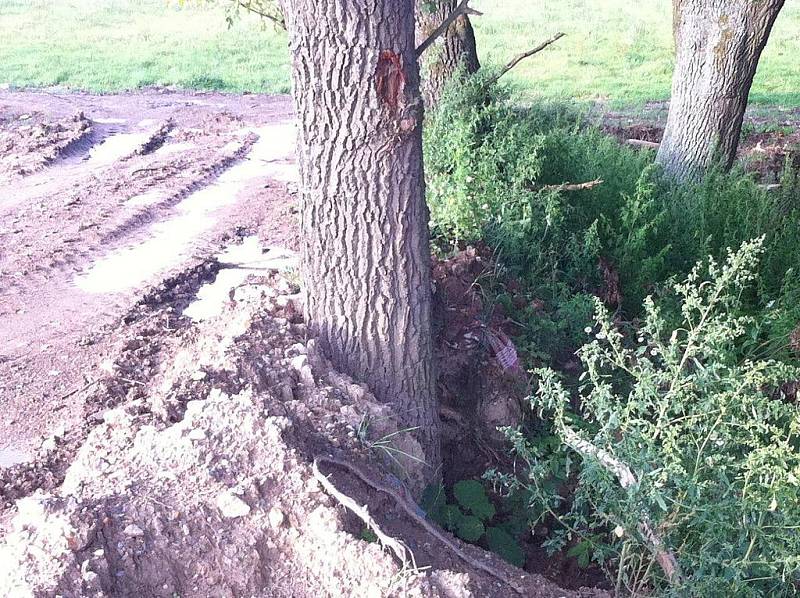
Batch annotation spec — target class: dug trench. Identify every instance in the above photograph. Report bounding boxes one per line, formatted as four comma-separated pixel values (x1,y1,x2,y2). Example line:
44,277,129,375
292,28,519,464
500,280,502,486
0,88,604,597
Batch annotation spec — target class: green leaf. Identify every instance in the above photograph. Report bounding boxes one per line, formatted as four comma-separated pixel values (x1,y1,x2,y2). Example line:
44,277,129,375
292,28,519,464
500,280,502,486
456,515,485,542
653,491,668,512
499,513,529,539
441,504,465,532
454,480,496,521
567,540,592,568
486,526,526,567
566,540,589,559
360,528,377,543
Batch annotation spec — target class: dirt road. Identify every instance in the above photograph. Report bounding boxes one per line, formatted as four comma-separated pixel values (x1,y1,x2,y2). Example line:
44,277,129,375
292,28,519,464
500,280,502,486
0,89,299,465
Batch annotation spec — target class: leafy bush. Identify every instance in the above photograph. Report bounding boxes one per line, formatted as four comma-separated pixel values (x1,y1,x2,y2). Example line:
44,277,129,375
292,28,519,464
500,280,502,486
495,240,800,596
424,76,800,363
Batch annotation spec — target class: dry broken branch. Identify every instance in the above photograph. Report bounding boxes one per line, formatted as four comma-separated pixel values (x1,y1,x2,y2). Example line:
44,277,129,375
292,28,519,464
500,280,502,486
315,454,526,594
561,428,683,586
626,139,660,150
534,178,604,193
486,32,565,86
312,459,414,569
415,0,483,58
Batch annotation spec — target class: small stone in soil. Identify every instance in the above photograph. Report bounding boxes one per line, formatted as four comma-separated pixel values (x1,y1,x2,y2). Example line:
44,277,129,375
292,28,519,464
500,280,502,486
216,491,251,519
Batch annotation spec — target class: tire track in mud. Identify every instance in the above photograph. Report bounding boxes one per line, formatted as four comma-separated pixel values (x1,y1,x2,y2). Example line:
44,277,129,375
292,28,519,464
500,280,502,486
99,132,258,247
0,127,262,295
0,95,297,482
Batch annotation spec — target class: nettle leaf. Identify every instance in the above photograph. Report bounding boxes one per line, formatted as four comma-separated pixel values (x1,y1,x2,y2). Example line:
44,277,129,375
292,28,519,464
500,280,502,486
360,528,377,543
456,515,485,542
441,504,465,532
499,513,529,539
454,480,496,521
566,540,592,569
486,526,526,567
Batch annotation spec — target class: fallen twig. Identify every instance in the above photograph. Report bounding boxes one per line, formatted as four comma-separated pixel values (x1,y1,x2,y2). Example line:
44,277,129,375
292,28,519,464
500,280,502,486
315,454,526,594
118,376,146,387
312,459,414,569
486,32,565,86
130,167,161,176
626,139,660,150
560,428,683,586
415,0,483,58
59,378,101,401
533,178,604,193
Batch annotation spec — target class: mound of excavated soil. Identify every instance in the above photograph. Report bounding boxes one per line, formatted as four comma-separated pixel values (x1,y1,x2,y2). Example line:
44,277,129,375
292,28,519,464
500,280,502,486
0,266,598,598
0,112,91,180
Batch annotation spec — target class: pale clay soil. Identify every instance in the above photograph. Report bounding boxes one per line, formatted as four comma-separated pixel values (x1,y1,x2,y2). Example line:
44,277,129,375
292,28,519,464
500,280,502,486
0,89,608,597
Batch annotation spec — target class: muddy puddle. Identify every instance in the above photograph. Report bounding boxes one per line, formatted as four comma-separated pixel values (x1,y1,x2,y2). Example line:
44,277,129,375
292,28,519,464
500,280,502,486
184,236,298,321
0,447,31,469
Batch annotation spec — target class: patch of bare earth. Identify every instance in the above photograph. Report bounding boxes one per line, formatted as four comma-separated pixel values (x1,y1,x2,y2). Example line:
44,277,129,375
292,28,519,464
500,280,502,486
0,90,296,459
0,90,597,597
0,111,92,180
600,102,800,182
0,264,600,597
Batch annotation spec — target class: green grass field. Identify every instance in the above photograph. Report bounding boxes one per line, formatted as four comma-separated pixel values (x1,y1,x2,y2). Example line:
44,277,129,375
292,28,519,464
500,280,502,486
1,0,799,106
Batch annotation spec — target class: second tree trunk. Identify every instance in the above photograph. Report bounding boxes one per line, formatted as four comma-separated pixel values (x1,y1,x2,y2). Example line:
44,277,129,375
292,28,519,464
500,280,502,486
656,0,784,182
415,0,480,108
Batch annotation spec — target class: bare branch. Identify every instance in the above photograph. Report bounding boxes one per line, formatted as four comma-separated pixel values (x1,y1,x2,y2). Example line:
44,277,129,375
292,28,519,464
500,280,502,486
415,0,483,58
236,0,286,30
534,178,604,193
485,32,565,86
627,138,660,150
561,428,684,586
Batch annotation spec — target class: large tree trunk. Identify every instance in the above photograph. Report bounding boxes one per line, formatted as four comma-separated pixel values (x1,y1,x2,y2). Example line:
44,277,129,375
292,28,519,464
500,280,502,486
415,0,480,109
281,0,440,488
656,0,784,182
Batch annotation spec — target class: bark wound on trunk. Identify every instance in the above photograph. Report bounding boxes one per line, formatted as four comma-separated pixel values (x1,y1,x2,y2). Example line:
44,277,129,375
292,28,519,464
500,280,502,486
281,0,440,490
656,0,784,182
416,0,480,108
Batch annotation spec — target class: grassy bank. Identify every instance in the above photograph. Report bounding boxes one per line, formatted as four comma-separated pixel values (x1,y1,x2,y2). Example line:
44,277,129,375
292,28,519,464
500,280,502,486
1,0,799,106
0,0,291,93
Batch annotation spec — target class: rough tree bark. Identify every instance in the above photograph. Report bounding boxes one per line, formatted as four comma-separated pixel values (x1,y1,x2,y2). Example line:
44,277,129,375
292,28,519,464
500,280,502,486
280,0,440,486
656,0,784,182
415,0,480,108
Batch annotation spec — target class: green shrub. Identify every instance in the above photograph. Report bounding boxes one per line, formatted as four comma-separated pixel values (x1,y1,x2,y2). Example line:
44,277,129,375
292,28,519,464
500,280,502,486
496,240,800,596
424,76,800,363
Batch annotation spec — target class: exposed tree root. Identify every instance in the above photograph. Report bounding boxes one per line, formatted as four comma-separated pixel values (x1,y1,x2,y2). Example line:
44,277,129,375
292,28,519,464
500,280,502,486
315,454,527,595
312,459,415,570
